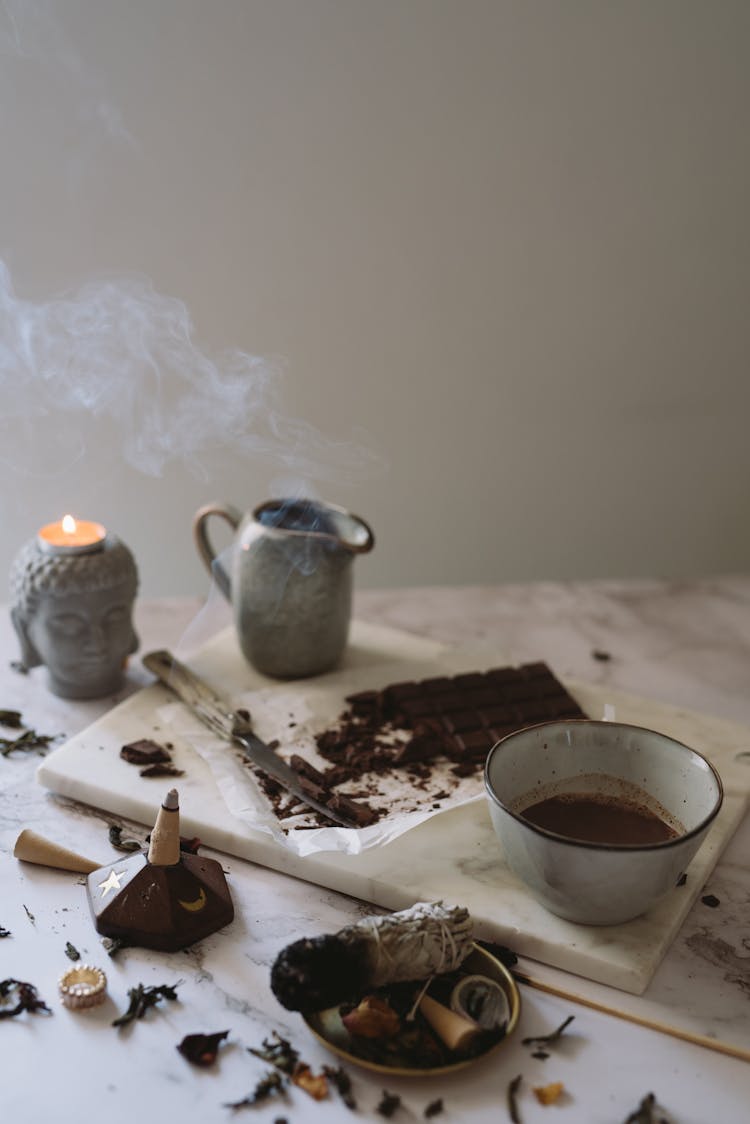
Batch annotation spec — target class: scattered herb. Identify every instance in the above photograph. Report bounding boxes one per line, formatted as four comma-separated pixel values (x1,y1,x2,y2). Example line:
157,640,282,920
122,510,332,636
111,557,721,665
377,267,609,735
177,1029,229,1067
224,1070,286,1109
425,1099,444,1117
507,1074,523,1123
291,1062,328,1100
377,1090,401,1118
0,926,10,938
701,894,720,908
532,1050,549,1060
675,873,687,887
324,1065,357,1110
0,727,57,756
23,904,35,924
102,936,132,957
248,1031,299,1075
521,1015,575,1049
112,980,181,1028
623,1092,669,1123
533,1082,564,1105
592,649,612,661
108,825,142,853
0,709,23,728
64,941,80,961
9,661,28,675
0,978,51,1019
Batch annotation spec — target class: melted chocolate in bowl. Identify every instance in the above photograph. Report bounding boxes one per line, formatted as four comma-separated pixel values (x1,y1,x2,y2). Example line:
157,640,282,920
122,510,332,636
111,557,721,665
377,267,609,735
520,792,680,845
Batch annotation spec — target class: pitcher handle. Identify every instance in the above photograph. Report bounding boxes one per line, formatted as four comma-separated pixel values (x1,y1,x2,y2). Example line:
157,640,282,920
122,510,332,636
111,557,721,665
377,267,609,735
192,502,243,602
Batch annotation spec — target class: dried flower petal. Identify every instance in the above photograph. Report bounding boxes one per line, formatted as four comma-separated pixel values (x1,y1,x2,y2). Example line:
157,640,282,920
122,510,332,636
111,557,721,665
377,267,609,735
177,1030,229,1067
533,1081,564,1105
292,1062,328,1100
342,995,401,1039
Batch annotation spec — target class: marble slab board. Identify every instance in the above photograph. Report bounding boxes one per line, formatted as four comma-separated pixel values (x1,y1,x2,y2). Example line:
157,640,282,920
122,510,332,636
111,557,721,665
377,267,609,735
36,620,750,995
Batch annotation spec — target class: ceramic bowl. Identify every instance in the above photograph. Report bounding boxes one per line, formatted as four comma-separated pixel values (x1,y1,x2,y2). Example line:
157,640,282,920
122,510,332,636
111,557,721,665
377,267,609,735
484,720,723,925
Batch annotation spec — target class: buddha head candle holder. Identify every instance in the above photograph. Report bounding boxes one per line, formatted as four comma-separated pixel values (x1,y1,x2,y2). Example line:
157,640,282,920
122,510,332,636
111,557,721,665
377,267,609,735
9,515,139,699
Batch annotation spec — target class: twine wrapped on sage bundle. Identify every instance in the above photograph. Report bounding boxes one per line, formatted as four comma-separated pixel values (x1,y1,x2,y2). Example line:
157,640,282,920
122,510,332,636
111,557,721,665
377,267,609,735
271,901,474,1013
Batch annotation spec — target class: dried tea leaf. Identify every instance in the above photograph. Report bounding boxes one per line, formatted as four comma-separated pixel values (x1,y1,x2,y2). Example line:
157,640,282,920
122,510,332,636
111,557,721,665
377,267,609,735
177,1029,229,1067
377,1090,401,1118
64,941,80,961
248,1031,299,1075
0,978,51,1019
0,727,57,757
108,825,142,853
507,1074,522,1124
623,1092,670,1124
0,926,10,938
533,1082,564,1106
224,1070,285,1109
0,709,23,728
112,981,181,1028
324,1065,357,1110
522,1015,574,1048
424,1099,444,1117
342,995,401,1039
291,1062,328,1100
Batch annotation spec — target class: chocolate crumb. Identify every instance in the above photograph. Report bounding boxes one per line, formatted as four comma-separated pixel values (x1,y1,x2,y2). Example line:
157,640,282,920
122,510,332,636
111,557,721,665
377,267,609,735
139,763,185,778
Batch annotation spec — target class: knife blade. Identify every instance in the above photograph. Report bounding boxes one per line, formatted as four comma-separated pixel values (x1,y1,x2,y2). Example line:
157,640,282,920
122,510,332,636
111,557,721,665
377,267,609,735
142,649,358,829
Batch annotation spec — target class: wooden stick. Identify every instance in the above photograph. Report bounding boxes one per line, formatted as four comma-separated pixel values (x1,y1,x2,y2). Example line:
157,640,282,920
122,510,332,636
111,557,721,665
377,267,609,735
514,971,750,1064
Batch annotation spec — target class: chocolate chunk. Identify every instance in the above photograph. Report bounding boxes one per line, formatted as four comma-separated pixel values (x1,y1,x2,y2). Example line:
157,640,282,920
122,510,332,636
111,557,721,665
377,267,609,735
326,793,378,827
290,754,328,788
139,763,185,778
121,739,172,766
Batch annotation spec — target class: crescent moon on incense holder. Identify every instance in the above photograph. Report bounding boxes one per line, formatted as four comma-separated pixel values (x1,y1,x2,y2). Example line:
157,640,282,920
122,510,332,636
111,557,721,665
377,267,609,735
178,887,207,912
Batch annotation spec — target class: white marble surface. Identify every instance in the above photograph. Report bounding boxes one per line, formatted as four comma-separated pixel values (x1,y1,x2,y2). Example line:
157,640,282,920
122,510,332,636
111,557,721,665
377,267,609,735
1,580,749,1123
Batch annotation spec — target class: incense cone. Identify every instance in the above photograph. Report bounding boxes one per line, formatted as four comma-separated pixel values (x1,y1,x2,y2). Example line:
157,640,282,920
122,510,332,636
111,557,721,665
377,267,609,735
147,788,181,866
419,994,482,1052
14,829,100,874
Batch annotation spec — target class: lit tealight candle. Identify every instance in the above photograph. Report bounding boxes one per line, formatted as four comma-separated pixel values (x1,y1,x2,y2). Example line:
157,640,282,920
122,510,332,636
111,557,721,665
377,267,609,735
37,514,107,556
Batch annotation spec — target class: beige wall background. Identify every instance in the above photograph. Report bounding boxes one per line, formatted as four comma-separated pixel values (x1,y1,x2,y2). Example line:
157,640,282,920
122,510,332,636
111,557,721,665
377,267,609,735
1,1,749,597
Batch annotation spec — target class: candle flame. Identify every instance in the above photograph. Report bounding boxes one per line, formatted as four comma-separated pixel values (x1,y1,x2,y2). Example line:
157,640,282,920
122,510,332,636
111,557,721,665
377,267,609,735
62,514,77,534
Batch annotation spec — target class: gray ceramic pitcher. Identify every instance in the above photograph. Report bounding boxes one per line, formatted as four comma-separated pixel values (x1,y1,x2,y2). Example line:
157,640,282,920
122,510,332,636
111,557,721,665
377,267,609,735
193,498,375,679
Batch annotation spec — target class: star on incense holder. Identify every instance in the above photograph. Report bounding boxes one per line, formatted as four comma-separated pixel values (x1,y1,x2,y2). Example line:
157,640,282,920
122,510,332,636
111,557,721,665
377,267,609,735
86,789,234,951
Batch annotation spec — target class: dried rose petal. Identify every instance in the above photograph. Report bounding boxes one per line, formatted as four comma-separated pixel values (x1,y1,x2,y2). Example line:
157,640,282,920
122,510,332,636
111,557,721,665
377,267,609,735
177,1030,229,1066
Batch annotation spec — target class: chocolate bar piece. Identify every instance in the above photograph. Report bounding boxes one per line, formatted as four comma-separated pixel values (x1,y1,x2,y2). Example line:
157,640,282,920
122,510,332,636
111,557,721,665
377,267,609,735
120,739,172,766
319,661,585,776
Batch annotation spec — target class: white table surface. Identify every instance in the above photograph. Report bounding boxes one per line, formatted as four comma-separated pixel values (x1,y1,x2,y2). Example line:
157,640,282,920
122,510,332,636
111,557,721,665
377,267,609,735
1,578,749,1124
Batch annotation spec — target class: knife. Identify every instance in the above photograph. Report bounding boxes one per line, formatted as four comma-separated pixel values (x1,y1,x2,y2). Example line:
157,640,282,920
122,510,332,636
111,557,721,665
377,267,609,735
142,649,358,829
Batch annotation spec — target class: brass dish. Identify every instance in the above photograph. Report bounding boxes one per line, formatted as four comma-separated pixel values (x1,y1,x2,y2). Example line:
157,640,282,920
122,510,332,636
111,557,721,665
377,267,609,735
302,942,521,1077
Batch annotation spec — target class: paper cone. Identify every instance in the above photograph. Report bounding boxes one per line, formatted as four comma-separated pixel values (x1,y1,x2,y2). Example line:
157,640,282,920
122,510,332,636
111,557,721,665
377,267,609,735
147,788,181,866
419,994,482,1052
14,829,100,874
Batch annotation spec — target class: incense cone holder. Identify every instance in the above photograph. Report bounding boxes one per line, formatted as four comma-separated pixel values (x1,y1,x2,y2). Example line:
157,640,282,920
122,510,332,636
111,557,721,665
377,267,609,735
86,851,234,951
